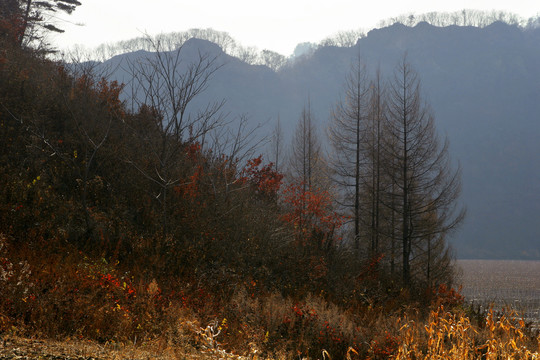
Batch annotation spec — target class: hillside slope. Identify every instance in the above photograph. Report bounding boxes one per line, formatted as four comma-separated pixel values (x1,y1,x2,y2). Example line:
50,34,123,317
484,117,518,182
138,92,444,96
100,23,540,259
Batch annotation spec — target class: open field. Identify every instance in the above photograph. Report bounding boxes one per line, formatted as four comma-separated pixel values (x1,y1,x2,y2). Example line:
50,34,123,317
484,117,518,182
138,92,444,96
457,259,540,323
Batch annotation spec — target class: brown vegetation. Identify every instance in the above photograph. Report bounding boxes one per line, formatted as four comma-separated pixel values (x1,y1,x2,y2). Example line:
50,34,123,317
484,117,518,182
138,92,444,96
1,10,535,360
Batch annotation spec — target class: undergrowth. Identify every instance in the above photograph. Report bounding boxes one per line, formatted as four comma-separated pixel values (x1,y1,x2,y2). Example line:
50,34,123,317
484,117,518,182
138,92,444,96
1,231,539,359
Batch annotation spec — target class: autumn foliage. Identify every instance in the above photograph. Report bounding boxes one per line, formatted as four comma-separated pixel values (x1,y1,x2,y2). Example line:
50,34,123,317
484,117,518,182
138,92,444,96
281,183,343,246
241,155,283,198
1,23,535,360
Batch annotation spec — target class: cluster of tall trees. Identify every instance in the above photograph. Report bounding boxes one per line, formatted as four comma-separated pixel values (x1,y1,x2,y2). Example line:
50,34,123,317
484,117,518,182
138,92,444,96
330,55,464,286
283,55,464,288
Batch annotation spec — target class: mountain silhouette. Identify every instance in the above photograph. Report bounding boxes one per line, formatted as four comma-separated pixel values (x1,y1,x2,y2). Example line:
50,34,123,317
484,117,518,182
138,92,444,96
98,22,540,260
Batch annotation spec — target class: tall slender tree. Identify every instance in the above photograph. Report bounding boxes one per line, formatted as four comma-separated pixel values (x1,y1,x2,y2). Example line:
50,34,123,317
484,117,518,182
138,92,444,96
364,68,387,256
327,55,370,253
384,55,465,286
288,98,330,245
269,115,285,173
289,98,324,192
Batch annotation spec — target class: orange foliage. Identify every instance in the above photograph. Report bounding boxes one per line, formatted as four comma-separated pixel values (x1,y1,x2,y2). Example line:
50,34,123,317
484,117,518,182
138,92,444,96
281,183,343,245
430,283,465,308
185,165,204,199
96,78,125,116
70,74,125,117
174,143,205,200
186,142,202,162
241,156,283,197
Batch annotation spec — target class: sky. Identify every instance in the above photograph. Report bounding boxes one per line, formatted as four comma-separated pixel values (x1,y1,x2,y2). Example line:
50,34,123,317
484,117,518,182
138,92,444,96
50,0,539,56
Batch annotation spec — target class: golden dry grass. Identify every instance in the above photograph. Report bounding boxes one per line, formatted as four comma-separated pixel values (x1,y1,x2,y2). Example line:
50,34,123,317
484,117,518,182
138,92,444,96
2,306,540,360
395,306,540,360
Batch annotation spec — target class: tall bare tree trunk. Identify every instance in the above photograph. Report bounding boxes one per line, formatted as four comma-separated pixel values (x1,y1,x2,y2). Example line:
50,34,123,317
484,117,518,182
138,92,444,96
385,54,465,287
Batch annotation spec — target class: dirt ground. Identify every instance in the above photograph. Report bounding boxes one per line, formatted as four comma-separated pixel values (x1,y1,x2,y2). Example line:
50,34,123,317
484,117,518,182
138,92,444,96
0,335,179,360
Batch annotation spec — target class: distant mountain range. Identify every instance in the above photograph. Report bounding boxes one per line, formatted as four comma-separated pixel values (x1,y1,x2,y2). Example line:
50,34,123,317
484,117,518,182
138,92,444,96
97,21,540,260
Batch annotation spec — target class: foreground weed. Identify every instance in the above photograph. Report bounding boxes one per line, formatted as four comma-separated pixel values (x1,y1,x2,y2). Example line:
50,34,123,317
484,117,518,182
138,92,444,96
189,319,259,360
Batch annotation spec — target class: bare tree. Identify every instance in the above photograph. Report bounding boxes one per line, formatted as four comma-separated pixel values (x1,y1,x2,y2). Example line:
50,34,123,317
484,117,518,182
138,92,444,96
268,115,285,173
363,68,387,256
383,55,465,286
206,114,263,199
236,45,259,64
320,30,365,48
124,36,226,235
259,50,286,71
327,56,370,253
289,98,325,193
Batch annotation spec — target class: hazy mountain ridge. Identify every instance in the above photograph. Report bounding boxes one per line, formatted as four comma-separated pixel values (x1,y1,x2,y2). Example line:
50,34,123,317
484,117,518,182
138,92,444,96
99,22,540,260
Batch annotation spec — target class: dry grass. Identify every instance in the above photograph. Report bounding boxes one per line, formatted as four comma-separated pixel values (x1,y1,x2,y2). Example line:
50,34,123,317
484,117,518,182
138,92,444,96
395,306,540,360
0,334,181,359
4,237,540,360
3,300,540,359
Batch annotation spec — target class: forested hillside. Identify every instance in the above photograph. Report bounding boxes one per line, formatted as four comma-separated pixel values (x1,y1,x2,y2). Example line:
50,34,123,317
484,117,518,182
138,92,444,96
97,20,540,259
0,2,460,355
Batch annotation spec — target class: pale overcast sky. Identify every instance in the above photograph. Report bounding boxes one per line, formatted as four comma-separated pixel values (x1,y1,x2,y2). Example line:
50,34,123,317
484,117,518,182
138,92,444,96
50,0,539,56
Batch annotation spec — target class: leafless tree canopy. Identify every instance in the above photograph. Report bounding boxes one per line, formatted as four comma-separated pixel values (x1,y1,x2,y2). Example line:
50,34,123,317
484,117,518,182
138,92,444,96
328,55,465,287
122,37,226,235
379,9,529,28
328,55,371,252
383,56,465,285
289,100,327,192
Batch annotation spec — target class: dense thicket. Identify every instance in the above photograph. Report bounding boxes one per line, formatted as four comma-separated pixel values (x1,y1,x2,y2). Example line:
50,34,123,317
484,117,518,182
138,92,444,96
0,39,331,293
